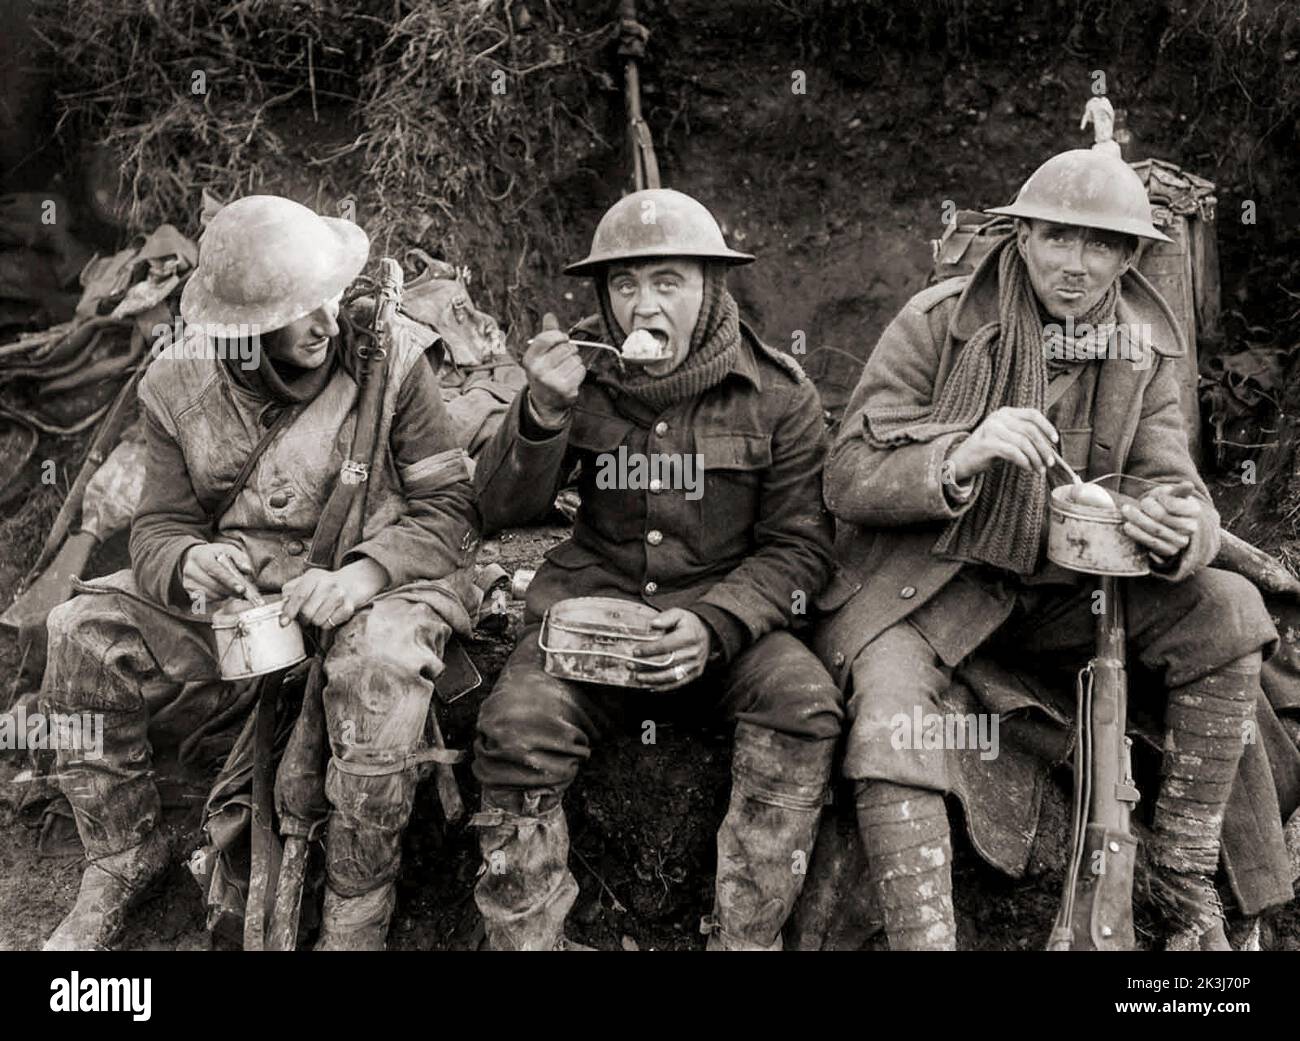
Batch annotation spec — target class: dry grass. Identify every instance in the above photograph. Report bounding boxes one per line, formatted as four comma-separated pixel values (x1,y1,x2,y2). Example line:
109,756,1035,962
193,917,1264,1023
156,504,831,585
28,0,618,332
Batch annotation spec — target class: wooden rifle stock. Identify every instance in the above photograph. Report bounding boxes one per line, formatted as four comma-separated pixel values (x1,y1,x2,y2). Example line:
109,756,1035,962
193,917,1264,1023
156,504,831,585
1049,574,1141,950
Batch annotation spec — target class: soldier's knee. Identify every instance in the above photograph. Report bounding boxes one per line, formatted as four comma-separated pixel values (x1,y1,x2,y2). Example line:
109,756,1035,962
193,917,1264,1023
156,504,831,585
473,676,585,789
45,594,100,651
476,678,567,757
331,604,436,683
1183,567,1275,656
738,634,843,740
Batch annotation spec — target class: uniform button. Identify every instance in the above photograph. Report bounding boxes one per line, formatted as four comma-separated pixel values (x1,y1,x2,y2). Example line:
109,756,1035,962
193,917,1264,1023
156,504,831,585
654,421,668,437
833,652,846,668
649,478,662,493
286,539,306,556
646,530,663,546
268,491,290,508
644,581,658,595
900,585,917,599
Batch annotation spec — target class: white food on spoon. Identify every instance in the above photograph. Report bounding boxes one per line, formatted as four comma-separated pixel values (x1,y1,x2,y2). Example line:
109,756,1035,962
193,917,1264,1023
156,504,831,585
622,328,669,361
1069,482,1115,509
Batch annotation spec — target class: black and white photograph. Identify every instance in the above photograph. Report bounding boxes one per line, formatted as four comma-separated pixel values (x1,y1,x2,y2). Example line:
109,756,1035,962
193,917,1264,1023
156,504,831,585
0,0,1297,1010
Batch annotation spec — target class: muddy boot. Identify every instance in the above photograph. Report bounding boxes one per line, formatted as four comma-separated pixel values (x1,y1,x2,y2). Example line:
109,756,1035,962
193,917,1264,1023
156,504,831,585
471,787,579,951
314,883,397,951
704,724,834,950
854,779,957,951
1150,653,1259,951
43,828,170,951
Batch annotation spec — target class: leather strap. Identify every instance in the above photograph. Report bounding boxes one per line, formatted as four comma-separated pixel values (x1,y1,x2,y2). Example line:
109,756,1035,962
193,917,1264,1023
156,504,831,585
212,407,298,528
308,345,390,570
243,673,282,951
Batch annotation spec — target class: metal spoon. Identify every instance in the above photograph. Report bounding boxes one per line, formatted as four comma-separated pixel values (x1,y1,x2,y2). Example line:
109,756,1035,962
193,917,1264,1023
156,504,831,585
569,339,621,356
218,553,265,607
1048,446,1084,487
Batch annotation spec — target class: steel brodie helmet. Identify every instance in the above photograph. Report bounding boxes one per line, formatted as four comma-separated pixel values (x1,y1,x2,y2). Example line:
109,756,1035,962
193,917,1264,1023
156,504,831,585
565,188,755,276
180,195,371,332
985,148,1172,244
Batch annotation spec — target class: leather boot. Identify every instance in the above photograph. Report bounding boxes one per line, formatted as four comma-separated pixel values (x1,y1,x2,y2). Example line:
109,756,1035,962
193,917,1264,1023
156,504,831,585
705,724,834,950
1150,653,1259,950
314,883,397,951
471,787,580,951
43,828,170,951
855,779,957,951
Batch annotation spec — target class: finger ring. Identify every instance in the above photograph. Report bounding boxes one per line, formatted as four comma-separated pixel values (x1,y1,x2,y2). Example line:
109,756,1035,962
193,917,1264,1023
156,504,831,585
673,665,685,682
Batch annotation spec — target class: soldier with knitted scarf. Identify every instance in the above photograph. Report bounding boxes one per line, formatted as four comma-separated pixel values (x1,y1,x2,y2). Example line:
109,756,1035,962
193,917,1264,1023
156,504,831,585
815,149,1278,951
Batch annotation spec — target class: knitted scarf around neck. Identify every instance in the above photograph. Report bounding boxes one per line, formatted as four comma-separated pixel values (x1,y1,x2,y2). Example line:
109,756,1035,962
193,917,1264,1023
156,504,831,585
595,262,742,411
865,236,1119,575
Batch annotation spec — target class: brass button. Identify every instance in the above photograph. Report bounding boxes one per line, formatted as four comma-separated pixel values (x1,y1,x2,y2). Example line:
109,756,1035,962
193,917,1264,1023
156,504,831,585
644,581,658,595
646,530,663,546
649,478,662,493
654,421,668,437
286,539,306,556
268,491,290,508
833,652,846,668
900,585,916,599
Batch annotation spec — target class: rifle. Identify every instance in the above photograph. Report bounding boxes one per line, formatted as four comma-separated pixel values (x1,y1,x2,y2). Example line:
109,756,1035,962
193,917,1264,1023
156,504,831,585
261,258,468,951
618,0,660,191
1048,573,1141,950
0,362,145,631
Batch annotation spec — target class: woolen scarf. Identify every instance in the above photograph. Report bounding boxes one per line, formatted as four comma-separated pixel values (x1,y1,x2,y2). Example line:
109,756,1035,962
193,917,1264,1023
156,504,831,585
865,236,1118,575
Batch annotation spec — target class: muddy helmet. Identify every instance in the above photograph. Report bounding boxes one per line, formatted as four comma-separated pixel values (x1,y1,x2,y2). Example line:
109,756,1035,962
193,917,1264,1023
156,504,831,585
180,195,370,331
985,148,1172,244
565,188,755,276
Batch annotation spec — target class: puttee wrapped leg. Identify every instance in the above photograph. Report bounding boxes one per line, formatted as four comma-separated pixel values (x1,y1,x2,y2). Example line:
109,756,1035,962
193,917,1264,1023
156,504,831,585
854,779,957,951
1149,652,1260,948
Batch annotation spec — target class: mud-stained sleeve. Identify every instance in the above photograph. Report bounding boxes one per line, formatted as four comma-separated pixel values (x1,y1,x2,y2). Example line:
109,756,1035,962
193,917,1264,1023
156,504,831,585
128,409,210,607
471,389,574,535
343,358,481,585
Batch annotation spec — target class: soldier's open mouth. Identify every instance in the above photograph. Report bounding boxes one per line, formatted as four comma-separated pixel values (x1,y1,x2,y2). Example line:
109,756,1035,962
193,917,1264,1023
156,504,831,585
622,328,672,361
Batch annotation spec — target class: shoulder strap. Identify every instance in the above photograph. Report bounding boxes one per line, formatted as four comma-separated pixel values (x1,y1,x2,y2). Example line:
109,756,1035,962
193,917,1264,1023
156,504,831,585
210,406,298,530
307,351,389,570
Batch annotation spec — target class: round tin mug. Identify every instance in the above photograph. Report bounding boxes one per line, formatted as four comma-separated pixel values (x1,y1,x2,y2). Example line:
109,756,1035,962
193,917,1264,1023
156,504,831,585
212,598,308,680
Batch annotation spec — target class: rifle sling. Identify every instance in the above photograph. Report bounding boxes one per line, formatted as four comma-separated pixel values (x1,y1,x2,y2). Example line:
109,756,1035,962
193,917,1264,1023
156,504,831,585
308,347,391,570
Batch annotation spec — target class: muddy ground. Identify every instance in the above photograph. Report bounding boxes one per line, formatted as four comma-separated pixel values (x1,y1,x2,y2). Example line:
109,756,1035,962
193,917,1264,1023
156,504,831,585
2,0,1299,949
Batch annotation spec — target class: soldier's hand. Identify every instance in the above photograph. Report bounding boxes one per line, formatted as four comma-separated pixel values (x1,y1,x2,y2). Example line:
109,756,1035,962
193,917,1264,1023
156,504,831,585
1122,484,1200,564
522,312,584,423
279,558,388,630
946,407,1059,482
634,608,711,690
182,543,257,602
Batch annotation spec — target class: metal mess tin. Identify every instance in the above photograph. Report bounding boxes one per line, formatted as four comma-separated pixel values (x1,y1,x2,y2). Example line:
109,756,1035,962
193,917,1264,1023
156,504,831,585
1047,475,1150,577
212,598,308,680
538,596,671,688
